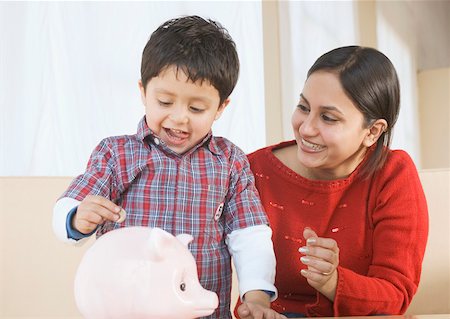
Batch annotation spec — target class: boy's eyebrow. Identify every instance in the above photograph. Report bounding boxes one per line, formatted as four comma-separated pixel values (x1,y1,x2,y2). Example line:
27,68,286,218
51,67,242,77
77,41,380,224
155,88,213,104
299,93,343,114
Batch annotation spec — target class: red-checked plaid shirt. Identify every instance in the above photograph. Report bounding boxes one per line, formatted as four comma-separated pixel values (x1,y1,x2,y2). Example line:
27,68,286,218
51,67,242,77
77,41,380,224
62,116,268,319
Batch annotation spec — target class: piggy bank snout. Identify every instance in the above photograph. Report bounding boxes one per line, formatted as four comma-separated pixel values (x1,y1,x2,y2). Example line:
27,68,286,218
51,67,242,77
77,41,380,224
196,290,219,316
184,283,218,317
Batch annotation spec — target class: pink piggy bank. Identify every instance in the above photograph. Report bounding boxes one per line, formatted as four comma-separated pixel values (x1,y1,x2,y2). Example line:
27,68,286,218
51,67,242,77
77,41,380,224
74,227,219,319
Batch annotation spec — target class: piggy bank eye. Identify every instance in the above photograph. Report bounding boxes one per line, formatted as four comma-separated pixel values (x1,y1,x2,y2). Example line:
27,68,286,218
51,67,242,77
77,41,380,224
180,282,186,291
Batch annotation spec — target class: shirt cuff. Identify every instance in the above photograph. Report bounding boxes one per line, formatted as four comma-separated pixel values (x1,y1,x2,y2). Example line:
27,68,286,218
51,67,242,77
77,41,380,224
66,206,97,240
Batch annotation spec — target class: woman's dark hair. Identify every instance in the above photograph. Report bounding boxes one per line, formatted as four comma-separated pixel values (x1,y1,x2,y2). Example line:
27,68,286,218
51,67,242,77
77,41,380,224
141,15,239,105
307,46,400,177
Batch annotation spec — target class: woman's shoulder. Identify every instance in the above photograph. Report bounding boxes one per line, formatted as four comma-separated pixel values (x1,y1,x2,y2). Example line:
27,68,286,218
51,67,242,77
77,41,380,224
373,149,422,187
384,149,418,171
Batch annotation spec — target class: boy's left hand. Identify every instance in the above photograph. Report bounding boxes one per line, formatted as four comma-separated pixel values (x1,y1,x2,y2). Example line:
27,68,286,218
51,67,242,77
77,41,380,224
237,291,287,319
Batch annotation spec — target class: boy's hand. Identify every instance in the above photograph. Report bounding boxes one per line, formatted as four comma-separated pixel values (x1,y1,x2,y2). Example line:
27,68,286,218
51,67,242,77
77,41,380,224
73,195,122,234
237,291,287,319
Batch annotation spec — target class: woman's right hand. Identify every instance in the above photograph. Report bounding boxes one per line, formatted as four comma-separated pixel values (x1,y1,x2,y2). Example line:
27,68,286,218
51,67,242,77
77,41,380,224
73,195,122,234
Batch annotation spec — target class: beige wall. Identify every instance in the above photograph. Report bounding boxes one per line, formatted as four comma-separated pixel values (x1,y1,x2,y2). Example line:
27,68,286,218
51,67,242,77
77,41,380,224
418,68,450,169
261,0,283,146
0,177,92,318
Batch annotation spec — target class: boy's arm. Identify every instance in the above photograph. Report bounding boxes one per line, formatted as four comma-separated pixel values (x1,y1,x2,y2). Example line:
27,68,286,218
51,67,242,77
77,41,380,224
53,197,91,245
226,224,277,300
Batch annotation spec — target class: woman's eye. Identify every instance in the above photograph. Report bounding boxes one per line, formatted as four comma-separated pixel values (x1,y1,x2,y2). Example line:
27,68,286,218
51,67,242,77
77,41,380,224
322,114,338,122
297,104,309,113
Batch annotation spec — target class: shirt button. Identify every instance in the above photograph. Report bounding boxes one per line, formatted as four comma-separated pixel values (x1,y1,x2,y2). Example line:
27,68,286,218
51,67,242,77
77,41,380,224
153,137,160,145
214,203,224,221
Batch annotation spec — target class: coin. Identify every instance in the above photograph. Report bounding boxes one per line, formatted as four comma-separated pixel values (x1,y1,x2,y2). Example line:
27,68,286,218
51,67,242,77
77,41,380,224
117,208,127,223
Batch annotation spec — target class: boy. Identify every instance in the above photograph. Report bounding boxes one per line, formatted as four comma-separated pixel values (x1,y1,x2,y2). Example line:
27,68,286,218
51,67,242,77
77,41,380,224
53,16,282,319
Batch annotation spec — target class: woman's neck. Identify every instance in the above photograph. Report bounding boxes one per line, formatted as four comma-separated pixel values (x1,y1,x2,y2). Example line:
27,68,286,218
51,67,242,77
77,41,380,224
273,143,367,181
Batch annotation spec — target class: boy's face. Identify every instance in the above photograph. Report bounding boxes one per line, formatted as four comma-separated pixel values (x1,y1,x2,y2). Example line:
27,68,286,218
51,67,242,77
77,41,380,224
139,66,229,154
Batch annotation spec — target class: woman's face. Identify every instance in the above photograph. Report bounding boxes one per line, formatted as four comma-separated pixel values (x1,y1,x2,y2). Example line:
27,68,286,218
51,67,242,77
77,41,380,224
291,71,375,180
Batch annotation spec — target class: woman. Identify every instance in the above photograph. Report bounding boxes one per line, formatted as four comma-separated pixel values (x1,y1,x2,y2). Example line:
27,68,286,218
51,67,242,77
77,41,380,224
236,46,428,318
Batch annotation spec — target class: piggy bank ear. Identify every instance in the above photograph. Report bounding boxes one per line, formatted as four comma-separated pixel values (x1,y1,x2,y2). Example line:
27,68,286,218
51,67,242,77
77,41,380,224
176,234,193,247
147,228,173,262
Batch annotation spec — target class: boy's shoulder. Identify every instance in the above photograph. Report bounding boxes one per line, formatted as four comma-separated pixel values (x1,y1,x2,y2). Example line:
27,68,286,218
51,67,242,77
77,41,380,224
93,133,145,157
209,135,246,158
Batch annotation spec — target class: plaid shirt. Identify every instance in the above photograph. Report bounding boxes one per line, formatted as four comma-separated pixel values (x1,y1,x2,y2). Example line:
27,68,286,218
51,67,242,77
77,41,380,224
63,116,268,318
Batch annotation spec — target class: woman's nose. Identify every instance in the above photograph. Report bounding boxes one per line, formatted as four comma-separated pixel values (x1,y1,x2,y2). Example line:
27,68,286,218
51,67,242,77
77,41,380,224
299,115,319,136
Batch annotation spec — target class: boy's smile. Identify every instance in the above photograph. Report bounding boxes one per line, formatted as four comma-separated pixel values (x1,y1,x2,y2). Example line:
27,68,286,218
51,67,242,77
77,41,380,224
139,66,229,154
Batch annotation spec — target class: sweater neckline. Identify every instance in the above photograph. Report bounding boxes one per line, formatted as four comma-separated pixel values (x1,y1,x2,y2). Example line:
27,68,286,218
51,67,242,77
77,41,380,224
263,140,362,191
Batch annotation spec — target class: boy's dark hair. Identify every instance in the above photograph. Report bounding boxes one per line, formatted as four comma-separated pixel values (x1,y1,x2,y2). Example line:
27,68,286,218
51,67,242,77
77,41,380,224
307,46,400,178
141,15,240,105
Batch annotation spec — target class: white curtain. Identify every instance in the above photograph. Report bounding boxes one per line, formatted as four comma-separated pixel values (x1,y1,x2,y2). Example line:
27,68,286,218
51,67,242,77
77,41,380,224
0,1,266,176
376,1,421,166
277,1,358,140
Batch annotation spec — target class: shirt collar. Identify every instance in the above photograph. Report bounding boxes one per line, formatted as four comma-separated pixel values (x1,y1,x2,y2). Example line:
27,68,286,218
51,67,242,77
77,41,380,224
136,116,221,156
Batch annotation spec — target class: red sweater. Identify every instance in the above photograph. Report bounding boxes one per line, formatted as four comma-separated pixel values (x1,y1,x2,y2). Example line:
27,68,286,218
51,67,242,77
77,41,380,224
244,141,428,317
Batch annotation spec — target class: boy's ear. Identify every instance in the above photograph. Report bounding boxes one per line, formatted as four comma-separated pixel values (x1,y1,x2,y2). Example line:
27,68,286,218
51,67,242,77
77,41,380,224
138,80,146,105
214,98,230,120
363,119,388,147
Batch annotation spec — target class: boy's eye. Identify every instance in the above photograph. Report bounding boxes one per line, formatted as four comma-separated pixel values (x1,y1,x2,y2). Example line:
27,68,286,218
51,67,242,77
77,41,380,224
189,106,204,113
158,100,172,106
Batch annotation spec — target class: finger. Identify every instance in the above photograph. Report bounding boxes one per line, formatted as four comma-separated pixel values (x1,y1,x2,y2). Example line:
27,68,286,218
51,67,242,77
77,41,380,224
78,206,114,224
251,308,263,319
307,237,338,253
93,205,121,222
301,268,334,280
81,220,100,231
86,195,121,214
237,303,250,318
79,202,121,223
74,219,100,235
299,244,338,262
300,255,334,275
303,227,318,241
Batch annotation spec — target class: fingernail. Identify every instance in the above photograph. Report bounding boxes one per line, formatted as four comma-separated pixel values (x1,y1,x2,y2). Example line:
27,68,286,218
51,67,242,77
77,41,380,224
300,256,310,264
115,207,121,213
298,246,309,254
307,237,317,245
300,269,308,276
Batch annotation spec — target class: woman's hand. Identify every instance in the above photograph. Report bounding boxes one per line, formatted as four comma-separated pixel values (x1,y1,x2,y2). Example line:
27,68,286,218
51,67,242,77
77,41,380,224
73,195,122,234
299,227,339,301
237,290,287,319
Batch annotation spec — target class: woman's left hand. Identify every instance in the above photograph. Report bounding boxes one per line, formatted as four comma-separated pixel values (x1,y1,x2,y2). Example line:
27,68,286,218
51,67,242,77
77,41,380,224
299,227,339,301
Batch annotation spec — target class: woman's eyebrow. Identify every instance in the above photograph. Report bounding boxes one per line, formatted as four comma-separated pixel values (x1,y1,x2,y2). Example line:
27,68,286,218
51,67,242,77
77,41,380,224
300,93,344,115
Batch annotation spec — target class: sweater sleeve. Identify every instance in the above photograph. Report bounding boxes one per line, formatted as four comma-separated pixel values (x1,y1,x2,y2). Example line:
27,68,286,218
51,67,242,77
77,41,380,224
308,151,429,316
